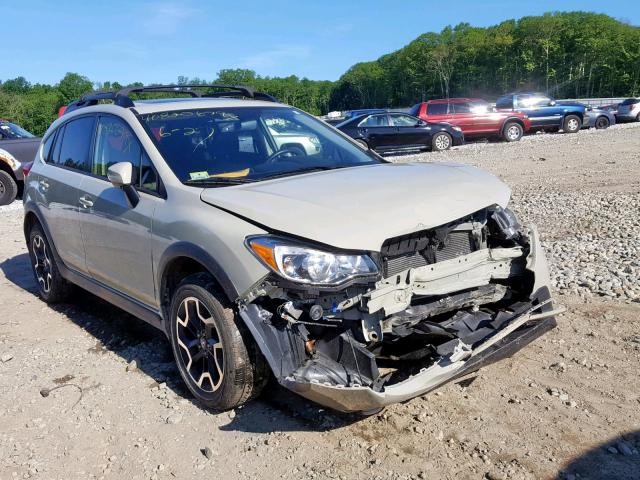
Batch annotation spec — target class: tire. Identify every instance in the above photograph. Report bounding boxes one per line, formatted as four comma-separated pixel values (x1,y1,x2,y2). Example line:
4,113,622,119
168,273,269,410
0,170,18,206
432,132,452,151
27,223,74,303
502,122,523,142
594,116,610,129
563,115,581,133
355,139,369,150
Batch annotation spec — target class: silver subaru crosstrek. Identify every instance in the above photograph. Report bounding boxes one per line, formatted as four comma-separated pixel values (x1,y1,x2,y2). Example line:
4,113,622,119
23,85,560,413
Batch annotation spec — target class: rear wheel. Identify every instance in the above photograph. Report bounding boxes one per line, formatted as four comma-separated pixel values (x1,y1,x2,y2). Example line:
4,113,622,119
0,170,18,206
503,122,523,142
594,116,610,129
432,132,452,151
563,115,581,133
27,223,74,303
169,273,268,410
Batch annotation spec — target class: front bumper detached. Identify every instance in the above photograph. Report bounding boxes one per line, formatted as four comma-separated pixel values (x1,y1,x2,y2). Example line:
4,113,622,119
283,299,558,412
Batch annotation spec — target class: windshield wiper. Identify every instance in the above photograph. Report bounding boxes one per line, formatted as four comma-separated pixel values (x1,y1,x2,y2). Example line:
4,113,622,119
183,178,256,187
260,166,339,181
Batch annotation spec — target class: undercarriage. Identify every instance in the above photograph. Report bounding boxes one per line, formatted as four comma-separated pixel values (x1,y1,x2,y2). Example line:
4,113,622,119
238,206,560,412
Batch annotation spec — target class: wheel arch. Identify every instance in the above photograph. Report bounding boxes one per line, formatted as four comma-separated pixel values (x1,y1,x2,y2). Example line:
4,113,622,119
0,156,18,181
157,243,239,323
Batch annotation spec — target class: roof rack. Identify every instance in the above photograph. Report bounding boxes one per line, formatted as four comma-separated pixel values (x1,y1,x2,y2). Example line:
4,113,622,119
64,84,279,114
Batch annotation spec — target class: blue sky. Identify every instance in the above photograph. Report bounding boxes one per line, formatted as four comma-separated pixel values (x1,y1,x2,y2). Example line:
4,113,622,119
2,0,638,86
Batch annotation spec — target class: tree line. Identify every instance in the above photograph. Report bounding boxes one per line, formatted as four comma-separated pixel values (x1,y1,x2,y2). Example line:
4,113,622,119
1,11,638,136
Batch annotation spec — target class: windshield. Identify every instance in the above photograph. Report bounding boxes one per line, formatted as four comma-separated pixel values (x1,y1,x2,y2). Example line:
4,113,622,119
139,107,381,185
621,98,639,105
0,122,36,139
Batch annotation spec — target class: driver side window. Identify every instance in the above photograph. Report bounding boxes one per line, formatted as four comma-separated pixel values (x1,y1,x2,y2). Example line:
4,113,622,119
93,115,160,193
390,114,418,126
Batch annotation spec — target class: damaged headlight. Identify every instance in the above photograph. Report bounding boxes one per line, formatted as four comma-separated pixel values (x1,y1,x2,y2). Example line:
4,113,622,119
246,236,378,285
489,205,521,241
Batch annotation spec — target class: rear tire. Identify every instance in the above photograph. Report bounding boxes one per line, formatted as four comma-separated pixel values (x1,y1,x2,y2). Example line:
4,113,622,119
594,116,610,129
432,132,452,151
27,223,74,303
0,170,18,206
563,115,581,133
169,273,269,410
502,122,523,142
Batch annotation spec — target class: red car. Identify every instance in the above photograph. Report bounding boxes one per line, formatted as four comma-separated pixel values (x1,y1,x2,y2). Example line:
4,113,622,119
409,98,531,142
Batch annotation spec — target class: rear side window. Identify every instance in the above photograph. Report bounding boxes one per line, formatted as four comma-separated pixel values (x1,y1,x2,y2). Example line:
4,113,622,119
451,102,471,114
427,103,448,115
56,116,96,172
496,96,513,109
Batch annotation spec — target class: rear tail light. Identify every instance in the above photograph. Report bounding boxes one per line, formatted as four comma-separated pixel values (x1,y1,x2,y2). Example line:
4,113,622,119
22,161,34,178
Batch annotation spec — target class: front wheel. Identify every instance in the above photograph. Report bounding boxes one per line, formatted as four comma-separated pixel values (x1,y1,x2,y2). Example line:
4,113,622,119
169,273,268,410
0,170,18,206
432,132,452,151
594,116,610,129
503,122,523,142
563,115,581,133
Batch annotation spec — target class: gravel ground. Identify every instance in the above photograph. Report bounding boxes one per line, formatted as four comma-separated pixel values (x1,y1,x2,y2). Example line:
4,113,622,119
1,123,639,480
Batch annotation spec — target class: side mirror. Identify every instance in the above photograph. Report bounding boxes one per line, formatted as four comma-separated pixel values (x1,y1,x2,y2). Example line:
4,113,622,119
107,162,139,208
107,162,133,187
549,100,556,106
416,120,427,126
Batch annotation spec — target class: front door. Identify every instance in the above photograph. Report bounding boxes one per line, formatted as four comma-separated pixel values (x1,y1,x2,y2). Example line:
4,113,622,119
77,114,162,307
389,113,426,147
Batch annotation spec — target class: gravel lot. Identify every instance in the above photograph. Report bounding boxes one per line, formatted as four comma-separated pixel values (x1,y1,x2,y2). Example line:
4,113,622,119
1,123,639,480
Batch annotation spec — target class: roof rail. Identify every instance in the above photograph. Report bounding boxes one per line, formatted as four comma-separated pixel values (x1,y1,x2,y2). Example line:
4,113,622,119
63,84,278,115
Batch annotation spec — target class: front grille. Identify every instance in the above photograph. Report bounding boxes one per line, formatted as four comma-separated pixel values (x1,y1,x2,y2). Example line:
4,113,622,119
383,230,476,277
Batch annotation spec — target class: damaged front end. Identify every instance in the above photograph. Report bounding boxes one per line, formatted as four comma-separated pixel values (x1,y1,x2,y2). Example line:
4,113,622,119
238,206,560,412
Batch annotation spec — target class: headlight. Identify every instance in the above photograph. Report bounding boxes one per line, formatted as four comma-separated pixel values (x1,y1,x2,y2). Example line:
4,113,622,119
489,205,521,241
246,236,378,285
0,148,20,170
452,126,462,132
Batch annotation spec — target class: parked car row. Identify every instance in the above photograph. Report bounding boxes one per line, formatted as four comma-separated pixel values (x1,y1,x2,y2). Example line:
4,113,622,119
334,93,639,155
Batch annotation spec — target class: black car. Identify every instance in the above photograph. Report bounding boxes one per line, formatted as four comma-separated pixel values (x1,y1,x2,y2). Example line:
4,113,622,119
336,112,464,153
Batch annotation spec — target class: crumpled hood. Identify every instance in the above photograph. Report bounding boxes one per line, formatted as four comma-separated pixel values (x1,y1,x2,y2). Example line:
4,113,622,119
200,163,511,251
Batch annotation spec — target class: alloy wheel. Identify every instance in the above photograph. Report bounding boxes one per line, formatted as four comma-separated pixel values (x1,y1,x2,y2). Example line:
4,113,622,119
32,235,52,293
434,134,450,150
175,296,224,392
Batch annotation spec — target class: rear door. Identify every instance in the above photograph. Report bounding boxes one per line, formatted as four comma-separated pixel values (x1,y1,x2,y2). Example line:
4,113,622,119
77,114,162,307
36,115,96,273
424,102,450,124
357,114,395,150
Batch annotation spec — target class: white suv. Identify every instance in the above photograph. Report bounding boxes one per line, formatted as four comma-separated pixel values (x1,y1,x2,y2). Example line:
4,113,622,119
23,85,559,413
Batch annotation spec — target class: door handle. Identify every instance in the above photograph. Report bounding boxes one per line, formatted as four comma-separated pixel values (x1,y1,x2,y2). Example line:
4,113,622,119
79,196,94,209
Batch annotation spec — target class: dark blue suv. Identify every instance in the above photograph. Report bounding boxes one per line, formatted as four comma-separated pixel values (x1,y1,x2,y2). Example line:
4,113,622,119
496,93,587,133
